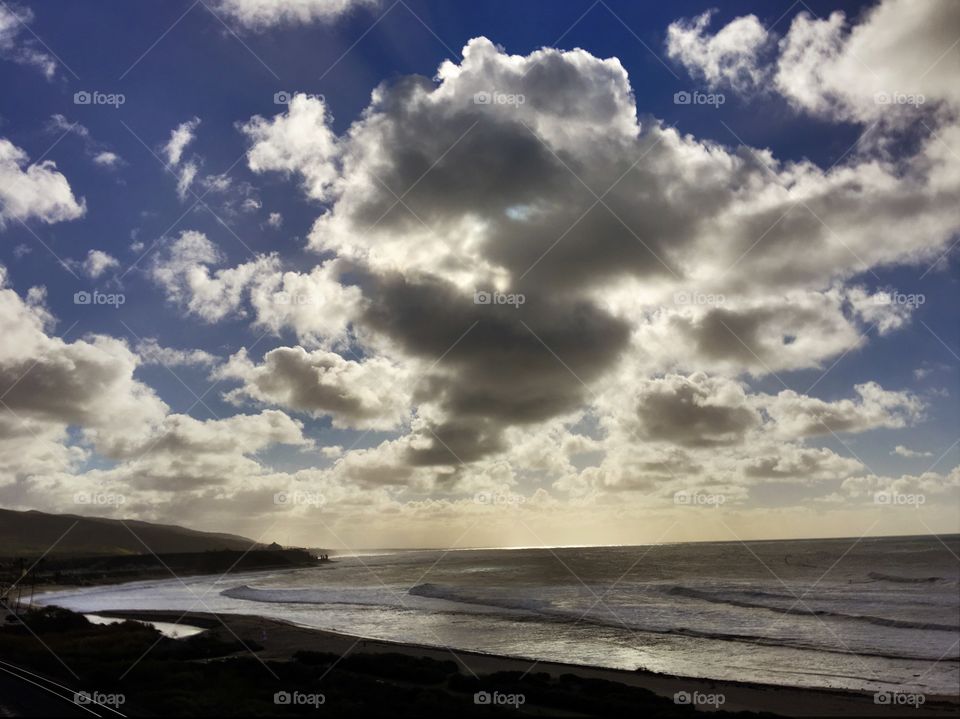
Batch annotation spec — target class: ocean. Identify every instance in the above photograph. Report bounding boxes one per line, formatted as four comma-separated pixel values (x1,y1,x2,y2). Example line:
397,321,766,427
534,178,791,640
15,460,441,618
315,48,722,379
36,535,960,696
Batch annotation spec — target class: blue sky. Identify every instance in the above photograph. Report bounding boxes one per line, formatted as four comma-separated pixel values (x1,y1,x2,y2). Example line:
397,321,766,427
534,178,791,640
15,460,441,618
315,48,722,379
0,0,957,547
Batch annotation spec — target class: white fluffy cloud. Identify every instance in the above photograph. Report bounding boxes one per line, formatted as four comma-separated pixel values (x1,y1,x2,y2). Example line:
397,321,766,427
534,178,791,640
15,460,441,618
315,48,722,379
668,0,960,125
764,382,923,437
666,10,770,91
0,267,168,460
80,249,119,279
775,0,960,123
0,139,85,228
240,94,339,201
151,230,362,347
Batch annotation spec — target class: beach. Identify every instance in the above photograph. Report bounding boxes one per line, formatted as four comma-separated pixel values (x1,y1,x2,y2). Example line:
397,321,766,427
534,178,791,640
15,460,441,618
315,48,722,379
69,608,951,717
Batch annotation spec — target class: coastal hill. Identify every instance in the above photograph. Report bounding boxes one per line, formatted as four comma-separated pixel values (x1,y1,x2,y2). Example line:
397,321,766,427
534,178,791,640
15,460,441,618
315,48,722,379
0,508,325,588
0,507,261,557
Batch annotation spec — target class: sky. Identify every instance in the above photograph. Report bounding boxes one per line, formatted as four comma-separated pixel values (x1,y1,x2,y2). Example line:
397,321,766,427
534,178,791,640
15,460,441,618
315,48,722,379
0,0,957,549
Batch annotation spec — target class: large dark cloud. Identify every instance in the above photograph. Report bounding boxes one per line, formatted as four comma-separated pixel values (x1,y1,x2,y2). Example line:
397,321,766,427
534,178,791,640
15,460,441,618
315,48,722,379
360,272,630,464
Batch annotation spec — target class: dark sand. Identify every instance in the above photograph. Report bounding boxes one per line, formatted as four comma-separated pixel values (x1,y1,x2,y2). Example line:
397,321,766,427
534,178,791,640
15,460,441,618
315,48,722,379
97,609,959,717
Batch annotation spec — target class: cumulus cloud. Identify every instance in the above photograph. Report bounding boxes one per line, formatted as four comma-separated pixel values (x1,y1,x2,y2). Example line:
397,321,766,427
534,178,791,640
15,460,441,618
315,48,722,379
0,271,316,510
669,0,960,126
225,30,960,475
666,10,771,91
775,0,960,123
150,230,362,346
841,466,960,501
213,0,377,30
0,139,85,228
217,346,410,430
765,382,924,437
240,94,339,201
0,267,168,460
80,249,119,279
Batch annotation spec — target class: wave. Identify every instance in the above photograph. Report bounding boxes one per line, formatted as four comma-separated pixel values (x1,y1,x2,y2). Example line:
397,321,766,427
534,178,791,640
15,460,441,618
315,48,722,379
408,582,549,612
407,584,957,661
221,584,417,610
665,586,959,632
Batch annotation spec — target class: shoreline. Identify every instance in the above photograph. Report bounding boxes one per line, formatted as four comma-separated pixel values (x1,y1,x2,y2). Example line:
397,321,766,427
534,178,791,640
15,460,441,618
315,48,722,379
93,608,959,717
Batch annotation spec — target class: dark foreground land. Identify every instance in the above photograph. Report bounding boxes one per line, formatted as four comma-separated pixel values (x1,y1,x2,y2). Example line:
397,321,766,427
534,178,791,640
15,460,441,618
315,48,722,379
1,606,957,718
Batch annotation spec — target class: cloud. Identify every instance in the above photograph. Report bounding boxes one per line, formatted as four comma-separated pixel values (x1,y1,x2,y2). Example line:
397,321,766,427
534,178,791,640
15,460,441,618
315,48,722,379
92,410,311,492
213,0,377,30
216,346,410,430
627,373,761,447
892,445,933,458
80,249,119,279
841,466,960,501
47,115,123,170
774,0,960,123
0,267,168,461
669,0,960,126
765,382,923,437
0,4,56,78
93,151,122,169
666,10,771,91
150,230,362,347
136,338,219,368
240,94,339,201
223,30,960,473
163,117,201,167
0,139,85,228
175,161,199,200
